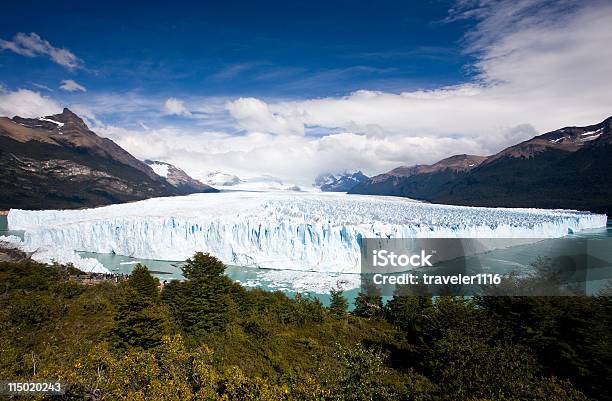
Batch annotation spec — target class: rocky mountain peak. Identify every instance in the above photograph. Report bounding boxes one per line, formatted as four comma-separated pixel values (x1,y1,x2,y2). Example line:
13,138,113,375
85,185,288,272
203,171,243,186
48,108,90,131
2,108,165,182
430,154,487,171
145,160,217,195
484,115,612,165
368,155,486,184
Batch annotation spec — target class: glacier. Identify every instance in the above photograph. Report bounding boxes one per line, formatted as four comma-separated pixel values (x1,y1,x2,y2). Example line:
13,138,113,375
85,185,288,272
0,234,107,273
7,191,607,274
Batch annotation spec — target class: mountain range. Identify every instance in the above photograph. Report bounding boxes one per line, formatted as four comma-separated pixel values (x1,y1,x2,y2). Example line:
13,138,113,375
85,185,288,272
350,116,612,215
0,109,216,210
314,170,369,192
204,172,305,191
2,108,610,214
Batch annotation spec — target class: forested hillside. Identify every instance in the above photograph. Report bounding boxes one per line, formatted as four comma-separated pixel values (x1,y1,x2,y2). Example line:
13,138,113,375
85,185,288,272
1,254,610,400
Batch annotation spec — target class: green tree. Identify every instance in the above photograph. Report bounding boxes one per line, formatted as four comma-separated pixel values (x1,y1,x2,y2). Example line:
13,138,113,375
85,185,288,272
294,295,325,326
181,252,226,279
329,288,348,318
476,294,612,401
353,281,383,318
385,286,432,338
331,344,414,401
127,264,159,300
162,252,233,335
112,265,167,350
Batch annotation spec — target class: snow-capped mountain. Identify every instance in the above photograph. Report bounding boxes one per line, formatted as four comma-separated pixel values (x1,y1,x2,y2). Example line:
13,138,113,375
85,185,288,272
203,171,242,186
145,160,217,195
204,172,306,192
314,170,369,192
235,175,299,191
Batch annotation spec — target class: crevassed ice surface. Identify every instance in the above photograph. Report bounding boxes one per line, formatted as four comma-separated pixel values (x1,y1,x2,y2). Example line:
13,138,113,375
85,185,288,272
8,191,607,273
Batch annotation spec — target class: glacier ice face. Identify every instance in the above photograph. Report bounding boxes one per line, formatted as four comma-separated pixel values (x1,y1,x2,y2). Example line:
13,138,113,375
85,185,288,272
8,192,607,273
0,234,108,273
0,235,22,246
26,247,108,273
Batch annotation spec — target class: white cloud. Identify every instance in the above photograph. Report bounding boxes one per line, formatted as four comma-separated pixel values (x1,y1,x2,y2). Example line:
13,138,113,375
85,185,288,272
226,97,304,136
32,83,54,92
98,123,485,186
59,79,86,92
0,89,62,118
164,97,192,116
0,32,83,70
216,0,612,160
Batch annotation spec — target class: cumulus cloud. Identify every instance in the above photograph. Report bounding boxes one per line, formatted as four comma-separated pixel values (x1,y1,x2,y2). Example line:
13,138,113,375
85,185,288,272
98,121,486,186
0,32,83,70
59,79,86,92
164,97,192,116
226,97,304,136
210,0,612,173
0,89,62,118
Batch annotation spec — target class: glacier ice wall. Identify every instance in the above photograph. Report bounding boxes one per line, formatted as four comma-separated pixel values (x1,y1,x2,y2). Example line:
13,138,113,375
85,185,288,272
8,192,607,273
0,235,108,273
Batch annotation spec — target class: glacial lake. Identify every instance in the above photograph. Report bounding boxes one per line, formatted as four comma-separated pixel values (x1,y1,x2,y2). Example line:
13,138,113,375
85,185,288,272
2,216,612,306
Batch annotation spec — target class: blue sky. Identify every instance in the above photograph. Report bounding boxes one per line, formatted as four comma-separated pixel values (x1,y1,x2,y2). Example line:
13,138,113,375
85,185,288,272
1,0,471,99
1,1,611,183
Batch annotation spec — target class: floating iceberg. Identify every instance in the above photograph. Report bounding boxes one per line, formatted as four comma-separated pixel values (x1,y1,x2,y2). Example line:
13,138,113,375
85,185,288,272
8,192,607,273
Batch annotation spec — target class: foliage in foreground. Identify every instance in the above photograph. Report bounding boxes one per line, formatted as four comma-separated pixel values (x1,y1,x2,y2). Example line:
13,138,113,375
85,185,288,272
0,254,610,400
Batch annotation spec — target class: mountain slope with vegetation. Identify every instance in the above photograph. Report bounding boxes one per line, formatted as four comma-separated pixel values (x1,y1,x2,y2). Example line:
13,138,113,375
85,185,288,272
1,253,609,400
350,117,612,214
434,118,612,214
0,109,214,210
350,154,485,199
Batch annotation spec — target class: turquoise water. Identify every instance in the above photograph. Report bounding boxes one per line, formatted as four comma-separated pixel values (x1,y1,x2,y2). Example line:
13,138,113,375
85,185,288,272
3,216,611,305
0,216,24,239
75,251,353,306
